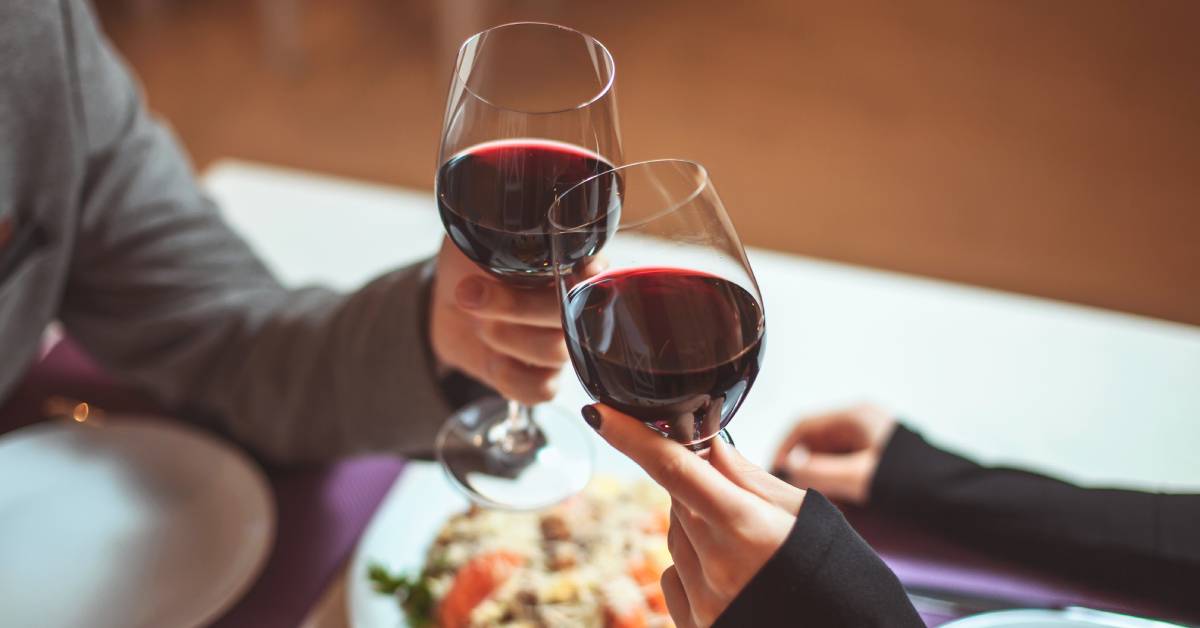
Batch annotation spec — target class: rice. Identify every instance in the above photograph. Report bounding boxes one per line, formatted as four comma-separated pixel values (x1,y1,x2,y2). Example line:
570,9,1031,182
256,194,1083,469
421,477,675,628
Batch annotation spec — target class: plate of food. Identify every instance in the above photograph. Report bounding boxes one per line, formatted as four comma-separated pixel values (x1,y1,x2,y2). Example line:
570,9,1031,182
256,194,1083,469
347,461,675,628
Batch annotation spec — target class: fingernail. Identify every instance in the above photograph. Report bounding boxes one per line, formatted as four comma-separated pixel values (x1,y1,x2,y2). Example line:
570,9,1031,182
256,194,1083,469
581,405,602,431
455,278,487,309
787,446,810,468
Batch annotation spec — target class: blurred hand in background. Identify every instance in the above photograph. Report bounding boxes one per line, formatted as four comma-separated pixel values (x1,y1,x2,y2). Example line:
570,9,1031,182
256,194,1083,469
771,404,898,505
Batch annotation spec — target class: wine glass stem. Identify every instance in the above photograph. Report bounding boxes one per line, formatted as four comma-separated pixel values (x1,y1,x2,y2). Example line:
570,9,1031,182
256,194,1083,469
486,400,541,456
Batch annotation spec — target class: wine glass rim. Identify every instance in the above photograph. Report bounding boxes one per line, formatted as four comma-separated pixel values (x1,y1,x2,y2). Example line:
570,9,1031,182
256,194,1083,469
456,21,617,115
548,158,711,234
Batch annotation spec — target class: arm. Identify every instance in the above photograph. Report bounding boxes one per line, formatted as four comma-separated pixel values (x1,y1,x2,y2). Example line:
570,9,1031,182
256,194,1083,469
872,425,1200,602
775,405,1200,607
54,0,507,462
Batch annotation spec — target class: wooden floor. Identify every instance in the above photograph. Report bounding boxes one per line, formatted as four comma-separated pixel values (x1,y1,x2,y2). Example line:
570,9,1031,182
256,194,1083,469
96,0,1200,325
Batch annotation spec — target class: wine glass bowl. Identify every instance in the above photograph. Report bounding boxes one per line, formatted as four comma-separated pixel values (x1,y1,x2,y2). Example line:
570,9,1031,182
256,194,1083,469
437,22,622,287
551,160,766,449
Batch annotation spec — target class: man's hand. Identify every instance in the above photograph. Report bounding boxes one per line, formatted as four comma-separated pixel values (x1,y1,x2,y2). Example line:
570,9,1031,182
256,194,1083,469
771,404,898,505
429,239,568,405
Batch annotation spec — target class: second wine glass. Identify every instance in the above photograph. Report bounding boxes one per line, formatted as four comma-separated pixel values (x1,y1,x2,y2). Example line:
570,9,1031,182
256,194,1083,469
550,160,766,450
434,22,623,509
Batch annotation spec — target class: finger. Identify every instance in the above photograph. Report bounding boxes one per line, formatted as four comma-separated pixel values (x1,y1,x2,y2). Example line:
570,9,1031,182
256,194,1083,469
487,354,561,405
455,277,561,328
430,304,494,383
478,321,569,369
590,404,751,518
710,438,806,515
770,409,870,471
782,449,875,504
660,566,696,628
668,505,706,592
669,502,729,610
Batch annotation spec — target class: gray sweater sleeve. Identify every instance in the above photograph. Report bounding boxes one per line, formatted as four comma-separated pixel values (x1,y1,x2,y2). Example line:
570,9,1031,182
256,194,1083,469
54,0,453,462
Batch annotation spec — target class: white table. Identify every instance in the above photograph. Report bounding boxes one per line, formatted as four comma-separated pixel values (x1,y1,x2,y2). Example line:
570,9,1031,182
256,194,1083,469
201,159,1200,626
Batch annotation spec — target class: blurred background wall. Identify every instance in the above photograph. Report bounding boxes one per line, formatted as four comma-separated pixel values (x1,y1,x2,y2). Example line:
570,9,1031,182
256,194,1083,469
94,0,1200,325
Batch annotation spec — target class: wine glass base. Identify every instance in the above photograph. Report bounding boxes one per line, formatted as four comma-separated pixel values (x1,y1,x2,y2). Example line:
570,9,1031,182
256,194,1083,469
435,398,594,510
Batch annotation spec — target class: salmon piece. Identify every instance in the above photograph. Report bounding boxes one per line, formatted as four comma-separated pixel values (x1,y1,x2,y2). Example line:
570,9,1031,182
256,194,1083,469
644,584,669,614
437,551,525,628
628,557,660,587
640,510,670,536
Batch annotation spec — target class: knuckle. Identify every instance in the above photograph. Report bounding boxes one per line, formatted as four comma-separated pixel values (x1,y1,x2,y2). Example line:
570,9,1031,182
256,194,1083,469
657,455,689,486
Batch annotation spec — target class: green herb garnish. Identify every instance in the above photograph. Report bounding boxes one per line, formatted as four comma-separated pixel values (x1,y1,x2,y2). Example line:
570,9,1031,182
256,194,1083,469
368,562,435,627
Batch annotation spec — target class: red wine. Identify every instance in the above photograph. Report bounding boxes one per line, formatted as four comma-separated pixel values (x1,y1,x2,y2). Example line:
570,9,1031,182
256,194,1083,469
563,268,765,445
437,139,618,286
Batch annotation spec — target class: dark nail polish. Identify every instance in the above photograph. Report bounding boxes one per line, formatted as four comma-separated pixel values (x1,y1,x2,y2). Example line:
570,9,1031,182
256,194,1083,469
581,405,602,431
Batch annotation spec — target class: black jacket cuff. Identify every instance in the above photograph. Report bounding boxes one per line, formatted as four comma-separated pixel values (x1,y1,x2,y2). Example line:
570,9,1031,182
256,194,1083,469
715,491,921,627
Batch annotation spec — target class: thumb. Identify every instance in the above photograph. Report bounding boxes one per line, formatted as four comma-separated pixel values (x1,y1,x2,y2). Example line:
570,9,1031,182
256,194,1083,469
708,438,806,515
780,449,874,505
586,404,747,517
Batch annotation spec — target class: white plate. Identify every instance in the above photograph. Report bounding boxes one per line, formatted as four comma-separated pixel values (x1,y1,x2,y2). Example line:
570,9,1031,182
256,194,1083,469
347,441,646,627
943,608,1185,628
346,464,470,627
0,416,275,628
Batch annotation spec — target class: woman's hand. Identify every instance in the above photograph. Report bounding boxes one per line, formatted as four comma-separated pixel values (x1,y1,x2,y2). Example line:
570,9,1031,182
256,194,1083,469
770,404,898,505
429,239,568,405
587,404,806,628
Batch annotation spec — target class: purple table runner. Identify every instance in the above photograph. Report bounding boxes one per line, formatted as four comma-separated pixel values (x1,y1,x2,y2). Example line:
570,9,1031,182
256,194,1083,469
209,456,404,628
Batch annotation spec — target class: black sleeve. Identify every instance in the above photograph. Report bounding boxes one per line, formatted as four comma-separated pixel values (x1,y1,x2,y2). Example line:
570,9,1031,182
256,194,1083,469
870,425,1200,608
715,491,923,627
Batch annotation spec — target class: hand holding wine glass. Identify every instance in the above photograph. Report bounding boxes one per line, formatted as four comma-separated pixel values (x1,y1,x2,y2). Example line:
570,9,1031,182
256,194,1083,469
430,239,568,405
586,403,805,628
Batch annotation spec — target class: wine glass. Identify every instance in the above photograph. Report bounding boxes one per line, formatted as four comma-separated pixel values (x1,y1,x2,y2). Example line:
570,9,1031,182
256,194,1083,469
433,22,622,508
550,159,766,450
